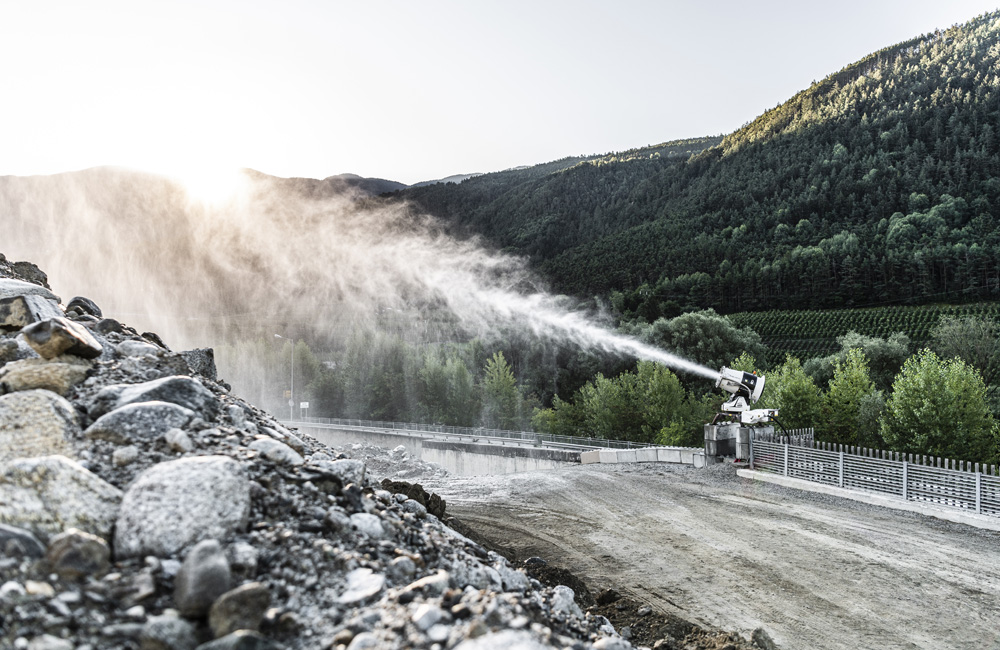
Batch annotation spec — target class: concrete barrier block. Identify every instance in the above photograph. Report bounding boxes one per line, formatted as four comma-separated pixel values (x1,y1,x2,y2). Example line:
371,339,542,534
635,449,658,463
617,450,638,464
679,449,695,465
693,451,706,468
598,449,618,464
657,448,682,464
580,450,601,465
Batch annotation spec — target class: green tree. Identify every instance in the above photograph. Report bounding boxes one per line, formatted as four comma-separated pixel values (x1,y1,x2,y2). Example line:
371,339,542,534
417,354,450,423
639,309,767,374
445,358,477,426
729,351,763,375
804,332,910,392
578,373,645,441
880,349,998,463
481,351,519,429
369,338,411,421
657,392,718,447
531,395,584,437
823,348,882,446
637,361,686,441
760,356,823,431
931,316,1000,386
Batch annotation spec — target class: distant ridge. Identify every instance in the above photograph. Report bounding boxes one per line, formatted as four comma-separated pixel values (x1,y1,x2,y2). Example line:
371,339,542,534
410,172,482,188
390,10,1000,318
243,169,407,197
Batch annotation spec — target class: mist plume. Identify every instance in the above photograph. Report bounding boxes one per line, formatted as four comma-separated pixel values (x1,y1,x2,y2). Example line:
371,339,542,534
0,168,718,389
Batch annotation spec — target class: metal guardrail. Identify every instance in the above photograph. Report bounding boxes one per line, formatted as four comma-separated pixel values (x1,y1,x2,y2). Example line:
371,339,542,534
751,438,1000,517
289,417,655,450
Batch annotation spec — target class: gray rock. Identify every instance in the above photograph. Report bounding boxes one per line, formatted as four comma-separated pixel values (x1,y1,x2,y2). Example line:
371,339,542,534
0,389,79,462
0,357,91,396
140,612,199,650
174,539,231,618
308,458,365,486
451,560,501,591
592,637,631,650
350,513,384,539
337,568,385,604
0,337,36,364
93,376,218,420
345,633,380,650
752,627,779,650
85,401,196,444
226,541,258,578
324,508,352,534
26,634,74,650
427,625,451,643
0,580,26,600
161,559,182,578
102,622,146,638
453,630,550,650
115,456,250,558
411,603,446,631
0,523,45,558
112,445,140,467
403,570,450,597
226,405,247,429
387,556,416,583
194,630,280,650
401,498,427,518
180,348,217,381
549,585,582,618
0,455,122,541
165,428,195,453
494,561,530,593
9,261,49,289
248,438,303,466
0,295,63,331
66,296,102,319
45,528,110,580
258,426,305,452
93,318,125,335
0,278,59,302
208,582,270,637
22,317,102,359
117,340,162,357
141,331,170,350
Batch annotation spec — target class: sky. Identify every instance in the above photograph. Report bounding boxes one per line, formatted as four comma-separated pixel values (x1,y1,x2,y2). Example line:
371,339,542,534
1,0,998,187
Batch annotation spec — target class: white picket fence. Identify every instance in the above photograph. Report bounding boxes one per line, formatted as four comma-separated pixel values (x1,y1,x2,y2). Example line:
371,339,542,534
750,437,1000,517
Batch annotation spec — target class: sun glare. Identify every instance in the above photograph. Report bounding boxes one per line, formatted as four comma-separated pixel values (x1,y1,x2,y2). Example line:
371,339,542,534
170,166,250,206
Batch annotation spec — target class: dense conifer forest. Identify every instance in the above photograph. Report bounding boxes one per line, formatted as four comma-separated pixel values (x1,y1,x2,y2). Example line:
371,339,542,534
395,12,1000,319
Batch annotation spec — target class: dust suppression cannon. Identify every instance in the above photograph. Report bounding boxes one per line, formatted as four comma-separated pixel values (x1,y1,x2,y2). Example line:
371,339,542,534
715,367,777,425
704,366,779,462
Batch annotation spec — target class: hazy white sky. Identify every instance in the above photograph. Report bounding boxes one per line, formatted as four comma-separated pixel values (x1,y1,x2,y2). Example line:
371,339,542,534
1,1,997,186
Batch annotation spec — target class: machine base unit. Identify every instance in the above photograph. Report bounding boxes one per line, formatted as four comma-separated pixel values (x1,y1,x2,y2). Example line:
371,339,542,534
704,423,773,460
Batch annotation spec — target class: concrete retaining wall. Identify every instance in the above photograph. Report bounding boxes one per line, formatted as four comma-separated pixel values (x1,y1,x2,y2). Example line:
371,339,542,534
299,426,424,457
294,425,579,476
421,441,579,476
580,446,706,468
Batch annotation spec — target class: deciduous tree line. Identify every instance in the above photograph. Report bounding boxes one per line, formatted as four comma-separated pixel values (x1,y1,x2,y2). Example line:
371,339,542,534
220,309,1000,465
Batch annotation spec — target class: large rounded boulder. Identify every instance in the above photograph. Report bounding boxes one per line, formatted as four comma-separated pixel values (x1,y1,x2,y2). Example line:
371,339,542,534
114,455,250,558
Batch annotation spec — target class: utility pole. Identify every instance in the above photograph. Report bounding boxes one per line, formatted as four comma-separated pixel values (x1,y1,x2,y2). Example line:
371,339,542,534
275,334,293,421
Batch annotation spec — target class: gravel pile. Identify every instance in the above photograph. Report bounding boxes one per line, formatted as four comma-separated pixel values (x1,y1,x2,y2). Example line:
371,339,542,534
0,254,635,650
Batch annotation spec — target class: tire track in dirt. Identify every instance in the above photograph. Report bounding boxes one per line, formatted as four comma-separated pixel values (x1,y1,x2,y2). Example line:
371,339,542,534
431,462,1000,650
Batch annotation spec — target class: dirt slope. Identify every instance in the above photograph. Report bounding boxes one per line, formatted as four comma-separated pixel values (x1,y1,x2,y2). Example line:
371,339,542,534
429,462,1000,650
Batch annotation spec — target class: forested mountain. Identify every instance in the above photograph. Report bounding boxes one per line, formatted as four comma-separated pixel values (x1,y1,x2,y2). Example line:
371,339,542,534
394,11,1000,320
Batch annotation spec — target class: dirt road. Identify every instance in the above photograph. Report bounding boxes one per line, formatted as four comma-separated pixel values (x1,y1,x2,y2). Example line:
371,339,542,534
428,462,1000,650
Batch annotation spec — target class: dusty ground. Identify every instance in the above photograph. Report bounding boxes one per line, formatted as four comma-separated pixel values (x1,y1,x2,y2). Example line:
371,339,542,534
427,462,1000,650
